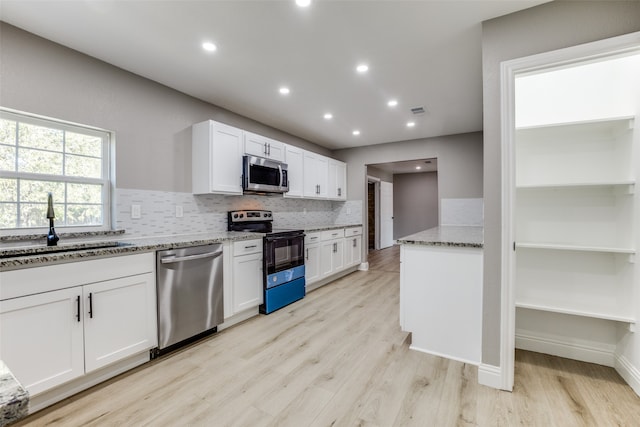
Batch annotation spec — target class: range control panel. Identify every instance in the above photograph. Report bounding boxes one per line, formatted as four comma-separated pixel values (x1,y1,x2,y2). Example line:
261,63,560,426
228,210,273,223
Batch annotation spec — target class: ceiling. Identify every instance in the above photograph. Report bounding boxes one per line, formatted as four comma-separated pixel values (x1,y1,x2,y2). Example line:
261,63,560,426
370,158,438,175
0,0,548,150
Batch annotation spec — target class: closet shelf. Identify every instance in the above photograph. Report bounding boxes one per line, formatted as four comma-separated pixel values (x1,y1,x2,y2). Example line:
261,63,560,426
515,242,635,254
516,180,635,190
515,115,635,131
516,302,636,324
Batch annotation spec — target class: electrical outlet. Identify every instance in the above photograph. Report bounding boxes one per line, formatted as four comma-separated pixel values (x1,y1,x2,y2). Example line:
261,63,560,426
175,205,183,218
347,207,352,215
131,204,141,219
303,208,307,215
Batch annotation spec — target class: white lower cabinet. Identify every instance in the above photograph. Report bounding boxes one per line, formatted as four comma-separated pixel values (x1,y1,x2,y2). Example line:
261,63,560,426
0,253,157,399
0,287,85,396
344,227,363,267
304,232,322,285
83,273,156,373
320,229,345,279
231,239,263,314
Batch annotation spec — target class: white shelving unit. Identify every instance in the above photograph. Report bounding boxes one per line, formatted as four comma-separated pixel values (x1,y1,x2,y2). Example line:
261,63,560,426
515,116,637,331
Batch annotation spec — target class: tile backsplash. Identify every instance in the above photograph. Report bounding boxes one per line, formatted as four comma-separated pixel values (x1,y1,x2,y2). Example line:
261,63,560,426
115,188,362,236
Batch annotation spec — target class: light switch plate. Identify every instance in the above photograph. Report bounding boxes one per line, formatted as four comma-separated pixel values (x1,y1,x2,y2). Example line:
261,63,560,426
175,205,183,218
131,204,141,219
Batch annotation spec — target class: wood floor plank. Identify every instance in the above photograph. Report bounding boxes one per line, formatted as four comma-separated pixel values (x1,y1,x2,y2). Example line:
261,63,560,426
15,244,640,426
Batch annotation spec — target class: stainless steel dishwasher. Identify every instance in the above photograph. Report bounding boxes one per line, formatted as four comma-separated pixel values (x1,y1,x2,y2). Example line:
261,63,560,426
156,243,223,354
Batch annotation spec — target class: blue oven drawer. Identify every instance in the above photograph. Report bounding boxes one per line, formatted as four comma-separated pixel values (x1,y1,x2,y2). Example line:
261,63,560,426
266,265,306,289
261,277,306,314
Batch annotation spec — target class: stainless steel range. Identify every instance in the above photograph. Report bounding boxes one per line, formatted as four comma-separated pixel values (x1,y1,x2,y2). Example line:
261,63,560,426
228,210,305,314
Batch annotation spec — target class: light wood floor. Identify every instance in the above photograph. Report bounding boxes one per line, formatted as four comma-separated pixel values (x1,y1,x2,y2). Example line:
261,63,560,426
17,245,640,426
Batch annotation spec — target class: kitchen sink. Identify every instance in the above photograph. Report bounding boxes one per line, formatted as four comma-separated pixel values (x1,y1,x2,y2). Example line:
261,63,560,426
0,241,133,259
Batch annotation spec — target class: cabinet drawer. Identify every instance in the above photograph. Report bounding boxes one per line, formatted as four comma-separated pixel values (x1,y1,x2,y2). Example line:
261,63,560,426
305,232,322,245
233,239,262,256
345,227,363,237
322,229,345,241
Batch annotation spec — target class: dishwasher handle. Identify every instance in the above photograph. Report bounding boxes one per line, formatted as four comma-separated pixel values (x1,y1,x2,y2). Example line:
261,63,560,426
160,250,223,264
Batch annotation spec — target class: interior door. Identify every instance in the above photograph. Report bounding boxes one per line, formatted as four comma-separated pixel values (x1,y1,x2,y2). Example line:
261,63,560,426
380,181,394,248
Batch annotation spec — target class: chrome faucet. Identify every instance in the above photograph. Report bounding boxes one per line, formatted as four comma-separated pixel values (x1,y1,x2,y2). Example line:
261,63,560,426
46,192,59,246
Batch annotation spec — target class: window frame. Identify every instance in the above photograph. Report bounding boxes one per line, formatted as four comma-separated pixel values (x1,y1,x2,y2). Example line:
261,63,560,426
0,108,113,235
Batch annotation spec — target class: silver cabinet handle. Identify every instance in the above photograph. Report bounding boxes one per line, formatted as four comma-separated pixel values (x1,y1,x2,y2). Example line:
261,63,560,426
306,248,309,260
244,245,257,249
338,188,341,197
160,250,222,264
353,238,357,247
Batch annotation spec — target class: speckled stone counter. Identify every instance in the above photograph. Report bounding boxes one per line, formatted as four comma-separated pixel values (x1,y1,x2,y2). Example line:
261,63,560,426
396,226,483,248
0,360,28,426
301,224,362,233
0,231,260,271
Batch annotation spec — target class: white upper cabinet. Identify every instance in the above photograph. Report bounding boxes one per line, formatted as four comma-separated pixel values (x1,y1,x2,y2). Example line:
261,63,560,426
244,131,284,161
303,151,329,199
284,144,304,198
192,120,244,195
328,159,347,200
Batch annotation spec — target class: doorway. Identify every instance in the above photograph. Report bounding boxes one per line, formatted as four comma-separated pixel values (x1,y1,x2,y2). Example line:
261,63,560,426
499,32,640,392
367,181,376,250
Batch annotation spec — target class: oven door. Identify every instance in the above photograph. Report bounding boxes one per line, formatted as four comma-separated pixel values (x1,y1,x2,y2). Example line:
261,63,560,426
264,234,304,278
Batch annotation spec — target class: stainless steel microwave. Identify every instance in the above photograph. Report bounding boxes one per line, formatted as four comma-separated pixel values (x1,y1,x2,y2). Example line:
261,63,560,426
242,155,289,194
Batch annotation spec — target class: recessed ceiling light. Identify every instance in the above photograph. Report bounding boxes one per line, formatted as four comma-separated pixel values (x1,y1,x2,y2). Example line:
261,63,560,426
352,130,361,136
324,113,333,120
356,64,369,73
279,87,290,95
387,99,398,107
296,0,311,7
415,166,422,170
406,121,416,127
202,42,217,52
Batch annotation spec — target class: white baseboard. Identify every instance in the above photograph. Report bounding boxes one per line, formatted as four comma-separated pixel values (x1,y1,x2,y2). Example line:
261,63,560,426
218,307,259,331
478,364,505,390
408,344,479,366
358,262,369,271
29,351,150,414
615,354,640,397
515,329,615,367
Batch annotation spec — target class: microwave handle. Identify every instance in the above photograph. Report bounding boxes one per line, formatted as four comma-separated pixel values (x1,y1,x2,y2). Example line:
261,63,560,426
278,164,284,187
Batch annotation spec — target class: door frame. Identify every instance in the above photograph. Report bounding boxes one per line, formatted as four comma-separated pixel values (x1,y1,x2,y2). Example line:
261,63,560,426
496,31,640,391
367,175,381,250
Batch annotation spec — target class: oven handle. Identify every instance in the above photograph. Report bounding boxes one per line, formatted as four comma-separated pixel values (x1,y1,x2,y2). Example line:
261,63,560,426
278,163,284,188
160,250,222,264
265,235,304,242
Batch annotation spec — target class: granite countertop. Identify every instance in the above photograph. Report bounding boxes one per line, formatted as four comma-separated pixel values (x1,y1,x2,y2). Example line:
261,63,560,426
302,224,362,232
0,225,363,271
0,231,260,271
0,360,28,426
396,226,483,248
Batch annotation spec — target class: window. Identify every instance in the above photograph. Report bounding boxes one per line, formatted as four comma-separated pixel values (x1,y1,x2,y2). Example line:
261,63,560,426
0,109,112,232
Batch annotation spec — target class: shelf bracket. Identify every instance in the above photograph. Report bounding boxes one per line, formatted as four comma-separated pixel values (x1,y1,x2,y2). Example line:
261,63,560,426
629,254,636,264
629,323,636,333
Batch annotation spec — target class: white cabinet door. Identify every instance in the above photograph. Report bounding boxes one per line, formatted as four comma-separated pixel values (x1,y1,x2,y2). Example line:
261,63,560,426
305,243,321,284
328,159,347,200
320,240,334,277
332,239,345,272
244,132,284,161
233,252,263,313
345,235,362,267
303,152,329,199
0,287,84,396
83,273,157,373
192,120,243,195
284,144,304,198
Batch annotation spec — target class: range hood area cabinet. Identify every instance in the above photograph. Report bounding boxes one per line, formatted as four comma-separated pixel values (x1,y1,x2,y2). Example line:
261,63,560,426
191,120,347,201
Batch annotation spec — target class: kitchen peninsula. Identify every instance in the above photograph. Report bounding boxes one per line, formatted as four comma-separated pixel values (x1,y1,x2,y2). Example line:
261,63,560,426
398,226,483,365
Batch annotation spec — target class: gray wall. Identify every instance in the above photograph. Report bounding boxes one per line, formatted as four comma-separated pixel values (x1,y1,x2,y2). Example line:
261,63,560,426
366,166,393,183
481,1,640,366
0,22,331,193
393,172,438,239
334,131,482,252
